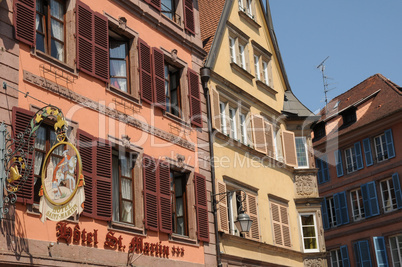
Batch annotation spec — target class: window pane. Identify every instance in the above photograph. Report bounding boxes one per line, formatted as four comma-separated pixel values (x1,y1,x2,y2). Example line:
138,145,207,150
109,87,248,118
51,19,64,41
121,178,132,200
304,238,317,249
177,217,184,235
301,214,314,225
36,14,43,32
36,33,46,53
302,226,316,237
34,152,44,175
121,200,133,223
110,42,127,59
112,155,119,221
35,126,46,150
110,60,127,77
51,40,64,61
110,78,127,92
296,137,308,167
174,178,183,196
120,156,132,178
50,0,64,20
176,197,184,216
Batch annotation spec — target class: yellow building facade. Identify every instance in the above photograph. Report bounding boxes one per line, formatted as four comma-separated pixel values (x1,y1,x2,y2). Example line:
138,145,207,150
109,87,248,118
199,0,327,266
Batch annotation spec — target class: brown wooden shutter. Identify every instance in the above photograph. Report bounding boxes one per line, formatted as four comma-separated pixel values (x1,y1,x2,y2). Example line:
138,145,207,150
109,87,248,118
152,47,166,110
76,129,96,217
282,130,297,167
184,0,195,35
251,115,267,154
280,205,291,247
246,194,259,241
188,68,202,127
194,172,209,242
216,180,229,233
149,0,161,11
271,202,291,247
138,39,153,104
13,0,36,46
76,0,94,76
95,138,112,221
94,12,109,82
264,120,275,158
12,107,35,204
143,155,158,231
210,87,221,131
158,159,172,233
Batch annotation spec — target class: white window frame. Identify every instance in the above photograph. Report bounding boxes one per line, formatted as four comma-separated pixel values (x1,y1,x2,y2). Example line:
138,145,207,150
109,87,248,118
330,248,343,267
380,178,398,212
390,235,402,267
345,147,358,173
254,54,260,80
374,133,388,162
299,212,319,253
229,36,236,64
239,43,246,69
350,189,365,221
229,107,237,140
239,113,247,145
220,101,227,135
262,60,269,86
326,197,337,228
295,136,309,168
246,0,252,17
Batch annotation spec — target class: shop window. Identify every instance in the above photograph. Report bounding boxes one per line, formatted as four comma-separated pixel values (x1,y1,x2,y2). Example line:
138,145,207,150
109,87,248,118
350,188,365,221
165,63,182,117
299,213,319,252
295,137,308,168
109,33,130,93
390,234,402,266
171,170,188,236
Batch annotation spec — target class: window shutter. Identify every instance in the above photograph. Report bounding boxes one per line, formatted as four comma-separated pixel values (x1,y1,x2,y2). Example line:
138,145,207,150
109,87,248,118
384,129,395,159
76,129,96,217
188,68,203,128
358,240,372,267
194,173,209,243
340,245,351,267
316,158,323,184
264,121,275,158
246,194,259,241
334,191,349,225
321,197,329,230
322,155,329,183
149,0,161,11
362,138,373,166
251,115,267,154
282,130,297,167
158,159,171,233
354,142,363,170
94,12,109,82
12,107,35,204
95,138,112,221
361,182,380,218
210,87,221,131
354,242,362,266
280,205,291,247
76,0,94,76
392,173,402,209
138,38,153,104
216,180,229,233
143,155,158,231
152,47,166,110
334,193,341,226
373,236,389,267
13,0,36,46
271,203,283,245
183,0,195,35
334,150,344,177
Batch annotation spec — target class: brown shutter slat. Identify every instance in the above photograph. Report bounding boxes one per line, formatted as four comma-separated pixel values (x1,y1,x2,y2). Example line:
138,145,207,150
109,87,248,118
282,130,297,167
95,138,112,221
195,173,209,242
183,0,195,35
188,68,202,127
158,159,172,233
77,129,96,217
152,47,166,110
139,39,153,104
149,0,161,11
94,12,109,82
264,121,275,158
246,194,259,241
12,107,35,204
76,0,94,76
216,180,229,233
13,0,36,46
252,115,267,154
210,87,221,131
143,155,158,231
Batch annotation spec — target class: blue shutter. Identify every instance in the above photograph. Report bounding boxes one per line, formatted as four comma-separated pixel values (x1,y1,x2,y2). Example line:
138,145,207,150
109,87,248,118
335,150,344,177
361,184,372,218
392,173,402,209
322,155,330,183
340,245,351,267
316,158,323,184
321,197,330,230
354,142,364,170
339,191,349,224
334,193,342,226
363,138,373,166
384,129,395,159
367,181,380,216
354,242,362,266
359,240,372,267
373,237,389,267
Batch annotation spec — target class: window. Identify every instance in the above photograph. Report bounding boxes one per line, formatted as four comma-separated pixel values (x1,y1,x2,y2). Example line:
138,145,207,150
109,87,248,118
227,190,245,237
330,248,343,267
238,43,246,69
112,151,135,224
295,137,308,168
299,213,319,252
171,170,188,236
374,134,388,162
353,240,372,267
165,63,182,117
109,32,130,93
322,192,349,229
390,235,402,267
229,37,236,64
161,0,180,23
361,181,380,218
380,178,398,212
341,107,356,126
326,197,337,228
239,113,248,144
270,200,291,248
220,101,227,135
228,33,249,72
229,107,237,139
350,189,365,221
238,0,253,18
253,50,272,87
262,60,269,86
36,0,65,61
254,55,260,80
344,147,358,173
373,236,389,267
313,122,326,140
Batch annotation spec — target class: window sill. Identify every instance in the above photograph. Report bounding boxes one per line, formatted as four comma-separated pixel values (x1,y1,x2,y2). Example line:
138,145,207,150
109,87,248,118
169,234,199,247
106,85,141,106
32,49,77,77
230,62,254,80
238,10,261,29
164,111,191,129
256,80,277,95
108,221,145,236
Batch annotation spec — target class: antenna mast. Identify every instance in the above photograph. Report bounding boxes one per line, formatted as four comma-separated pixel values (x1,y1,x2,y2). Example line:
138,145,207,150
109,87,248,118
316,56,330,106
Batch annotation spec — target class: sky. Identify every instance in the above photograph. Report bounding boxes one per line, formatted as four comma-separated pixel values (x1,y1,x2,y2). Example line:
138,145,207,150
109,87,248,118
267,1,402,114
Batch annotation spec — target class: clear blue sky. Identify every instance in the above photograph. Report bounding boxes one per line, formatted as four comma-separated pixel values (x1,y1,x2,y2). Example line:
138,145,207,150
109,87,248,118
267,1,402,114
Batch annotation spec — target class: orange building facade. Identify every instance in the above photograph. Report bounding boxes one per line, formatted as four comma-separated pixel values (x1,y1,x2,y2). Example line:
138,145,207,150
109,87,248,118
0,0,215,266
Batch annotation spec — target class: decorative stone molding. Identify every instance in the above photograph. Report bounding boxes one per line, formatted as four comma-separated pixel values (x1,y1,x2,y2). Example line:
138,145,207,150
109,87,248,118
23,70,195,151
295,172,318,198
304,258,326,267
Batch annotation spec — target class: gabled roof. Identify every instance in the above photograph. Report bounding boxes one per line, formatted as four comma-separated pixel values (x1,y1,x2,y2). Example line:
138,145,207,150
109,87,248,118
314,74,402,145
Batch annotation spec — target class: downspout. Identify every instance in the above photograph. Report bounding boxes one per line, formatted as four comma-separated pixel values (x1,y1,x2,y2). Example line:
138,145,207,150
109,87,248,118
200,67,221,267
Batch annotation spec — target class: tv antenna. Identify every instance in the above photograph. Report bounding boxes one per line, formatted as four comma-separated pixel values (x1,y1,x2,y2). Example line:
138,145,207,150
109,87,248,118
316,56,334,106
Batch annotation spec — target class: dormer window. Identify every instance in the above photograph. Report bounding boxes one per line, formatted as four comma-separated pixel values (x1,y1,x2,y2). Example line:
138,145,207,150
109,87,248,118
313,122,326,141
341,107,357,126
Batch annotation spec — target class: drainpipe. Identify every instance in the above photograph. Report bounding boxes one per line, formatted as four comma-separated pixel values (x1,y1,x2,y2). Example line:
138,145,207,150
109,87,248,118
200,67,221,267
